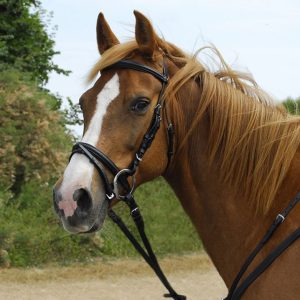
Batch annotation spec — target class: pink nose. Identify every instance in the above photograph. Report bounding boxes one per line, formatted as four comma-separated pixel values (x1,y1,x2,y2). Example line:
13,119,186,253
53,188,93,220
58,199,77,217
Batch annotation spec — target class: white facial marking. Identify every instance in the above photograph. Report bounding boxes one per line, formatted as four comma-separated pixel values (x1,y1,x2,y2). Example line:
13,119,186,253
82,74,120,145
59,74,120,217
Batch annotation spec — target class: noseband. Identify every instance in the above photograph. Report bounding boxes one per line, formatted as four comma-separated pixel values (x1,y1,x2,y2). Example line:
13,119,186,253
70,59,185,300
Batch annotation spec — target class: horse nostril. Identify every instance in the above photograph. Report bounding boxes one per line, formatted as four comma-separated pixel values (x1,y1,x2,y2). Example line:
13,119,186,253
73,188,92,216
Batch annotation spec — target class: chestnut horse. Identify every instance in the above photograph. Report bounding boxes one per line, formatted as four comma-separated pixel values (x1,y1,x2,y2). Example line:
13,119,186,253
53,11,300,299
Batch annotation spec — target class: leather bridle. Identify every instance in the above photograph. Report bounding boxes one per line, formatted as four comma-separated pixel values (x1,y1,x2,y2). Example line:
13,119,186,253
70,59,185,300
69,58,300,300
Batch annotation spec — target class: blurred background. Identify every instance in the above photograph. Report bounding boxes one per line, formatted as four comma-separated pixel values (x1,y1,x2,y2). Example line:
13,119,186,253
0,0,299,269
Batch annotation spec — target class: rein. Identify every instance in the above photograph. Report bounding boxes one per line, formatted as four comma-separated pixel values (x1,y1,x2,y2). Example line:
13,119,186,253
71,59,185,300
225,191,300,299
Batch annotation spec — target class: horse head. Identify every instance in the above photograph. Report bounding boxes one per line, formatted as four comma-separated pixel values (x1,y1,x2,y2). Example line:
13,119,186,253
53,11,173,233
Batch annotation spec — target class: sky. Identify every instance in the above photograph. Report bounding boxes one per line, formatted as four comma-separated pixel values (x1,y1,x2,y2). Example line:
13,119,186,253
42,0,300,130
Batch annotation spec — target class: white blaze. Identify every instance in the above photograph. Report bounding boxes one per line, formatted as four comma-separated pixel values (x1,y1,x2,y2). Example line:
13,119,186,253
81,74,120,145
59,74,120,209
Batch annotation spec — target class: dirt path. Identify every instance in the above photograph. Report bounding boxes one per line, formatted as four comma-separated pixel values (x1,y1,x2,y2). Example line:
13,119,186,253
0,253,227,300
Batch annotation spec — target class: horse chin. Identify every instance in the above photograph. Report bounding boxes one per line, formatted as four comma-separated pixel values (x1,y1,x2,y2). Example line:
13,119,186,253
84,207,108,233
84,222,102,233
84,199,109,233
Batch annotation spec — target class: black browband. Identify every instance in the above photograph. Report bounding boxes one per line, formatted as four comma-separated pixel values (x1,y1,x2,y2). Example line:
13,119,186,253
105,59,169,83
71,59,185,300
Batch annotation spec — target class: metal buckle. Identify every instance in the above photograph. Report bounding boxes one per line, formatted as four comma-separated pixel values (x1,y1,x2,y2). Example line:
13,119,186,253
136,153,143,161
276,214,285,223
113,169,136,200
155,103,162,112
106,193,115,200
131,207,139,216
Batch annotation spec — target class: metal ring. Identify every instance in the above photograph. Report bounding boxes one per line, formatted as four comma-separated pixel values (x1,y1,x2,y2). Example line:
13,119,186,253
113,169,136,199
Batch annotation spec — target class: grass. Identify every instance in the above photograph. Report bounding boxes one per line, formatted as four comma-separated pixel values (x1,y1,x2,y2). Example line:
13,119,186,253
0,177,202,267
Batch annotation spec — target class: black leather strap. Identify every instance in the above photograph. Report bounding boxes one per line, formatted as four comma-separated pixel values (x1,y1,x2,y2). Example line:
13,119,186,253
130,103,163,171
225,191,300,300
128,60,169,172
108,195,186,300
106,60,169,83
166,123,174,169
230,227,300,299
70,143,114,197
71,142,130,194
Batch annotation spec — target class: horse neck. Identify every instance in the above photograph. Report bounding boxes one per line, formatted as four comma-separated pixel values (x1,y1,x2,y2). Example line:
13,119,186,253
164,78,300,286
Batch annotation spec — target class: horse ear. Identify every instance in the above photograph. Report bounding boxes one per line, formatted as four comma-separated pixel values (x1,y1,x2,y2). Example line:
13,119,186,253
134,10,158,58
96,12,120,55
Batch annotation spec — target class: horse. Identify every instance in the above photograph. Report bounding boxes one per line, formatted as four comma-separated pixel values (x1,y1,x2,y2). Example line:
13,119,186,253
53,11,300,299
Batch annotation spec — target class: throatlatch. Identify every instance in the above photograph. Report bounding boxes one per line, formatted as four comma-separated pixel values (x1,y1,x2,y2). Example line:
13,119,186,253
71,59,185,300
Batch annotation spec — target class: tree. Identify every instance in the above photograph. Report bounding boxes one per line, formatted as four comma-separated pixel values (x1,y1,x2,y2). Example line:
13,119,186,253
0,69,73,201
0,0,70,84
0,2,88,267
283,97,300,115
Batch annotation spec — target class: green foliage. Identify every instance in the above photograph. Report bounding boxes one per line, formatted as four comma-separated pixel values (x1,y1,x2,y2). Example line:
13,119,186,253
0,0,70,84
63,97,84,126
0,69,93,267
0,1,104,268
0,69,73,197
282,97,300,115
0,177,201,267
0,180,100,267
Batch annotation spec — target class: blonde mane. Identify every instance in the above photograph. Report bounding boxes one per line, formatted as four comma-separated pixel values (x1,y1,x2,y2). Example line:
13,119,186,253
88,39,300,214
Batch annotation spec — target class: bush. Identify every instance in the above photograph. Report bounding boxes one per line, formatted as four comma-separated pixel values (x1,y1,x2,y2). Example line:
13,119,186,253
0,69,86,267
0,69,72,196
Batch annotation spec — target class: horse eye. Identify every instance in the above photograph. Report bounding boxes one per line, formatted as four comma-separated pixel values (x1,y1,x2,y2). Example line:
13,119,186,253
131,98,150,114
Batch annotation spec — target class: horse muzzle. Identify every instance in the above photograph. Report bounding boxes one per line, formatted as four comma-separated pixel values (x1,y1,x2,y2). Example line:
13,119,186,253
52,185,108,233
